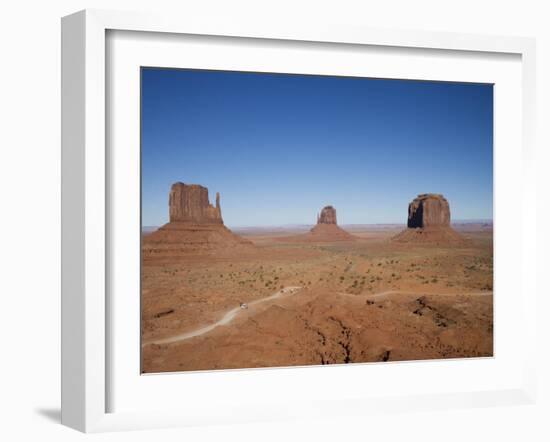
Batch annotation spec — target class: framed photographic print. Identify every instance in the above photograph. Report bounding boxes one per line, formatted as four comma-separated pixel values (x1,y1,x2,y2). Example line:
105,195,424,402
61,9,538,432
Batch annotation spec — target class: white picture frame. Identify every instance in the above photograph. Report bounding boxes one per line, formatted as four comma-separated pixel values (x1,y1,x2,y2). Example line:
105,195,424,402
61,9,537,433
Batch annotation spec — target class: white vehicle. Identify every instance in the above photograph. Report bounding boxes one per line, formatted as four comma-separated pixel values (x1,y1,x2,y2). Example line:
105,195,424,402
239,303,248,309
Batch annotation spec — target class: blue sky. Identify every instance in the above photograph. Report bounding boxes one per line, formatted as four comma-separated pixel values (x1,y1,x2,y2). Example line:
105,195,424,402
141,68,493,227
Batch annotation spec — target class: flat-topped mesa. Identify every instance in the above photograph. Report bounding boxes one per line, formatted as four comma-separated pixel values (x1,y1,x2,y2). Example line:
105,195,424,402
276,204,357,243
317,205,337,225
306,204,356,241
143,182,253,256
169,182,223,224
407,193,450,228
392,193,465,245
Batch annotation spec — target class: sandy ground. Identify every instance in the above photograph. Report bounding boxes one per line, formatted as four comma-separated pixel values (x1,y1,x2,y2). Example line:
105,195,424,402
141,226,493,373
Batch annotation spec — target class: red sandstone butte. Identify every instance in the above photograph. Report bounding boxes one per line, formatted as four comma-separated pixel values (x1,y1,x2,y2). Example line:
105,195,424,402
143,182,252,255
393,194,465,244
282,205,357,242
317,205,338,225
169,183,223,224
407,193,450,228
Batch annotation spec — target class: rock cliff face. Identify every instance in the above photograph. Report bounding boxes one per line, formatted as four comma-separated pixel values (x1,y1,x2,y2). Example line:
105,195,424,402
317,206,337,225
281,205,356,242
393,193,465,245
169,183,223,224
407,194,450,228
310,205,355,241
143,182,252,255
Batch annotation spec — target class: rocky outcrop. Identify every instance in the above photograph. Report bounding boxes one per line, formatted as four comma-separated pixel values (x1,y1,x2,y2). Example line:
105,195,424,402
308,223,357,241
407,194,450,228
309,205,356,241
392,225,466,244
393,194,465,245
169,183,223,224
143,182,252,256
317,206,337,225
281,205,357,242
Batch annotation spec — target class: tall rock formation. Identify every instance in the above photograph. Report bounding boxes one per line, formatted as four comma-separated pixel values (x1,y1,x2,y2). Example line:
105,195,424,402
169,183,223,224
143,182,252,256
282,205,357,242
393,193,464,245
407,194,450,228
317,206,337,225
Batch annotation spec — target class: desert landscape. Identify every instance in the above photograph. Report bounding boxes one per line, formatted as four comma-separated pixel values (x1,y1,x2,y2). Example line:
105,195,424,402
141,184,493,373
140,68,494,374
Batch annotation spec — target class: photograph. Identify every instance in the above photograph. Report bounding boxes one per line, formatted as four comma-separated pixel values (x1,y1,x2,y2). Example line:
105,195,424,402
140,68,494,374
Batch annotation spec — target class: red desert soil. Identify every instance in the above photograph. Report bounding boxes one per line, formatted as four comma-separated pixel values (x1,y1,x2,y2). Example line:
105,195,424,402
391,226,467,245
279,223,358,243
143,222,253,256
141,227,493,373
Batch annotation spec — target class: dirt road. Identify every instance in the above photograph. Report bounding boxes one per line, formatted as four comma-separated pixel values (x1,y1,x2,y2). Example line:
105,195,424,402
144,286,302,345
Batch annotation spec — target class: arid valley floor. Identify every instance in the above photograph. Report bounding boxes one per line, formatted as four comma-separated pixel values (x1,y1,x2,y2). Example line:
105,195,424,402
141,224,493,373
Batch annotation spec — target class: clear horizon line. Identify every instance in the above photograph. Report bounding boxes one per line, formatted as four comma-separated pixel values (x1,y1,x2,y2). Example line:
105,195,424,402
142,218,494,229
